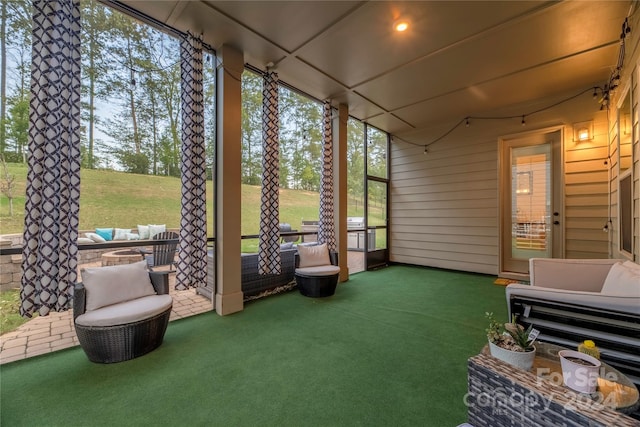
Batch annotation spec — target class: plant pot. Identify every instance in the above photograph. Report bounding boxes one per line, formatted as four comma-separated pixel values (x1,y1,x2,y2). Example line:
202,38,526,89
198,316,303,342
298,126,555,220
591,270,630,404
558,350,601,394
488,341,536,371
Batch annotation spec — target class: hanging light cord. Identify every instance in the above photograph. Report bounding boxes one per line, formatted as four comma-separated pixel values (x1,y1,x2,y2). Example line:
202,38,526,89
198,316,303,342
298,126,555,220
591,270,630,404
393,86,599,148
394,12,633,150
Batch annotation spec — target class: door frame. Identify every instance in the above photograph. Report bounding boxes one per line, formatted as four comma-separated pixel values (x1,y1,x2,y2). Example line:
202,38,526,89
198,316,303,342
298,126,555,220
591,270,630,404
498,125,565,280
363,126,390,270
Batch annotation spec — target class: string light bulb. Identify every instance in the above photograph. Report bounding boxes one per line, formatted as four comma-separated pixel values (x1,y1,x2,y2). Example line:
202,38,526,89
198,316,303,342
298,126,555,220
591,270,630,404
521,116,526,126
465,118,470,127
423,145,428,155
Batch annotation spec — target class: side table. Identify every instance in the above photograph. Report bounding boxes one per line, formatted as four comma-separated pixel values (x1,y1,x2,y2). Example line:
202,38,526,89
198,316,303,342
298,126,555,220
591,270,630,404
467,342,639,426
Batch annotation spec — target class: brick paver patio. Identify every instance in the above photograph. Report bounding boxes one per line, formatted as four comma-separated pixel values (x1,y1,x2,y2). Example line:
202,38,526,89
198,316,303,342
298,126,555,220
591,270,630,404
0,251,366,364
0,275,213,364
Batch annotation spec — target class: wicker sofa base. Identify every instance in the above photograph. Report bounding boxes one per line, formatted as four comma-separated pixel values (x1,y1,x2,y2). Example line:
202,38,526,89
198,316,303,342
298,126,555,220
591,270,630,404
295,273,338,298
75,307,172,363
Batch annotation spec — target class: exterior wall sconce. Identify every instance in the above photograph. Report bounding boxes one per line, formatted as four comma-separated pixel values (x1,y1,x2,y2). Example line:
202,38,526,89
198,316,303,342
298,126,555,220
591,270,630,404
573,120,594,143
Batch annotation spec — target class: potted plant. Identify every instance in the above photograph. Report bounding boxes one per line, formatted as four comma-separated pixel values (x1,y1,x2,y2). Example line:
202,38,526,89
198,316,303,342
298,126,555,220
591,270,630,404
486,312,536,371
558,339,601,393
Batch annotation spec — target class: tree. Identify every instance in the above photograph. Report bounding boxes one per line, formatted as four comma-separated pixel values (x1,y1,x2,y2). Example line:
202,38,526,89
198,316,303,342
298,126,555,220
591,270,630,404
279,88,322,191
241,71,263,185
6,90,28,157
203,54,216,179
2,0,30,159
0,155,16,216
1,0,7,153
81,0,112,169
347,119,365,212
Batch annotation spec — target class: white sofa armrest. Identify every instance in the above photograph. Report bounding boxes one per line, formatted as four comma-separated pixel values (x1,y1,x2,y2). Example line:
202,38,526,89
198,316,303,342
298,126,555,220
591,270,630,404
528,258,619,292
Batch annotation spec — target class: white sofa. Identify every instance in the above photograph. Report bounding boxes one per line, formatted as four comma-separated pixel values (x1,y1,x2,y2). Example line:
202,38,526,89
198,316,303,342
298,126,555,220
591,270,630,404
506,258,640,387
508,259,640,315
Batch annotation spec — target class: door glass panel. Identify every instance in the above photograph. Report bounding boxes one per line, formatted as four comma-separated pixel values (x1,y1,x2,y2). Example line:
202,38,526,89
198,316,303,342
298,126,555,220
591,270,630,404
367,180,387,250
511,144,551,259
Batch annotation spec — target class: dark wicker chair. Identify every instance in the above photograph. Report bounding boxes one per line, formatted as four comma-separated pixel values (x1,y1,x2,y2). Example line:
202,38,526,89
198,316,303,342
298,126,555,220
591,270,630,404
294,244,340,298
279,223,300,244
145,231,178,272
74,269,172,363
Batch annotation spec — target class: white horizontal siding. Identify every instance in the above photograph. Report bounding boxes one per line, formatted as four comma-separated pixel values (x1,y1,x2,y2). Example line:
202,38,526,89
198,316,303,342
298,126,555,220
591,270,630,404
390,93,614,275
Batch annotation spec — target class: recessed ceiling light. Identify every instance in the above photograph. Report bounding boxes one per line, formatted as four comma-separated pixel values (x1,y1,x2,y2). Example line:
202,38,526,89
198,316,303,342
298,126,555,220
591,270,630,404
394,20,409,32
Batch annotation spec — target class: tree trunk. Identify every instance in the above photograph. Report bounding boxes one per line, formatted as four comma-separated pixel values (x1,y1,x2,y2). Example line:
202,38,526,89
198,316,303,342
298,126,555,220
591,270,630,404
87,1,96,169
88,52,95,168
126,38,140,154
1,1,7,153
150,86,157,175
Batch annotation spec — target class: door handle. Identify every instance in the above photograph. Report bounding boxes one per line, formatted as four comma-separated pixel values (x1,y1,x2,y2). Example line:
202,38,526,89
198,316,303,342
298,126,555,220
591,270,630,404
553,220,560,225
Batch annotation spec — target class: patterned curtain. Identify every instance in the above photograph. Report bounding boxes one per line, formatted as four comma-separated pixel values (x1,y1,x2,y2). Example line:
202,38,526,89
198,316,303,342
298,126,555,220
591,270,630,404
317,101,336,251
20,0,81,317
258,71,281,275
175,33,207,290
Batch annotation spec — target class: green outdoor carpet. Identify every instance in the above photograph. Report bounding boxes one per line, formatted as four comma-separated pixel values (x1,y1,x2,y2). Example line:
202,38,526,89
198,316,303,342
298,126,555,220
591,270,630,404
0,265,507,427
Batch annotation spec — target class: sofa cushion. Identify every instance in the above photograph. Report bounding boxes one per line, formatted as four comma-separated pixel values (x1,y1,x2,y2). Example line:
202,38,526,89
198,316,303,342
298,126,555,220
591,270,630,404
81,261,156,311
95,227,113,241
85,232,106,243
75,294,172,327
528,258,619,292
149,224,166,239
601,262,640,297
137,224,150,239
113,228,132,241
296,265,340,276
298,243,330,268
77,237,94,244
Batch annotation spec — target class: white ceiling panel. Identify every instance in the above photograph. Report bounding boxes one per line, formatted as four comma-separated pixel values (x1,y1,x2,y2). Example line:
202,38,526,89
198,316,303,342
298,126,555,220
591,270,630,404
392,44,620,130
295,1,550,88
203,1,363,53
353,1,628,111
117,0,633,138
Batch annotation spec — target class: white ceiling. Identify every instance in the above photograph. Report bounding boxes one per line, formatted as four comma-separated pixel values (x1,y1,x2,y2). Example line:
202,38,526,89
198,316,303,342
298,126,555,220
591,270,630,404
119,0,632,140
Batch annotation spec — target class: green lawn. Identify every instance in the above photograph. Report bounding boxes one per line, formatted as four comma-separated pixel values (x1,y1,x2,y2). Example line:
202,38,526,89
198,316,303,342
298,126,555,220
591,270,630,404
0,289,32,334
0,163,385,334
0,162,383,252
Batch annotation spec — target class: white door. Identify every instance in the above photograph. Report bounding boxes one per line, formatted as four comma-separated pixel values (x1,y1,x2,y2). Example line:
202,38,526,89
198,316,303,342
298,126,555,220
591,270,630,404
500,129,563,278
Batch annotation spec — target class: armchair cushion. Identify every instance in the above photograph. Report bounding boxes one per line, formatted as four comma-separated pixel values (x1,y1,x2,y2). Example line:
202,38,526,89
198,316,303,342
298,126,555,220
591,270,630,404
75,294,173,327
602,262,640,296
295,265,340,276
297,243,330,267
81,261,156,311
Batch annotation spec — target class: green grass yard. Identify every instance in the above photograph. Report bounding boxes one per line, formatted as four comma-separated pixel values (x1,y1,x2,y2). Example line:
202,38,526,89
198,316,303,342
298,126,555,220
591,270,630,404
0,163,384,253
0,163,383,334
